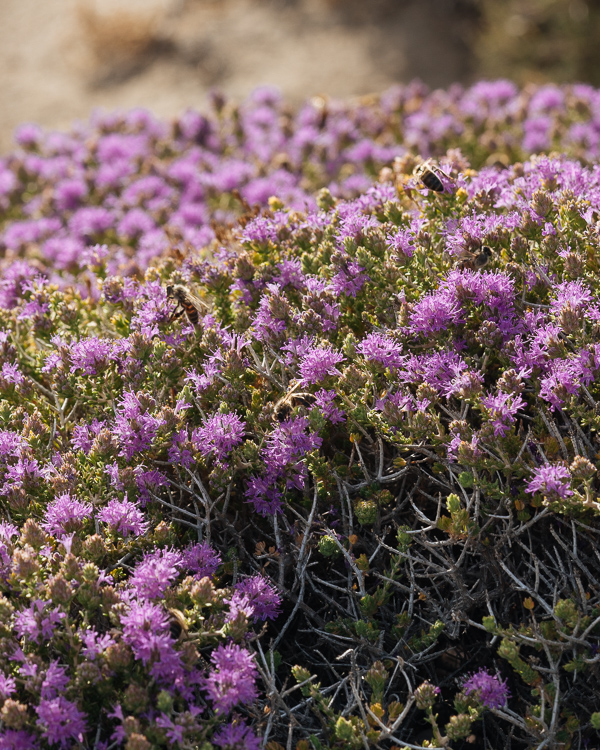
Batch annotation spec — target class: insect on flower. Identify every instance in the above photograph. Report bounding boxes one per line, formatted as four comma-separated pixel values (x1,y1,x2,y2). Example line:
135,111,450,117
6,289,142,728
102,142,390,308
166,284,206,326
414,159,454,193
274,381,314,423
168,608,189,640
458,246,493,271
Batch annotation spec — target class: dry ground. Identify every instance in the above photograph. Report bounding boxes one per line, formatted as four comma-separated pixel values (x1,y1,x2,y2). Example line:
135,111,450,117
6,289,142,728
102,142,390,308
0,0,478,153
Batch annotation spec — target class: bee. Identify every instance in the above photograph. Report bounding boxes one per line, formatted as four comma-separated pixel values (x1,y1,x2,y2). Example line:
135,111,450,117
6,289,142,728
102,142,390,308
458,246,493,271
166,284,206,326
414,159,453,193
168,608,189,640
274,381,314,423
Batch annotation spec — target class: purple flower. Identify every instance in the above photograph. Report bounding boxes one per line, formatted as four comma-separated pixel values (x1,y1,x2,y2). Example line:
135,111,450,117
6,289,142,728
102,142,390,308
357,333,404,370
192,412,246,465
120,600,171,662
54,178,87,211
0,522,18,540
14,600,66,644
550,280,592,312
523,115,552,152
330,258,370,297
233,575,281,621
36,697,86,748
155,714,185,745
212,719,261,750
0,362,23,386
265,417,322,479
96,133,150,163
245,417,322,515
113,390,165,460
41,662,69,700
0,431,23,459
69,337,112,375
68,206,113,238
0,729,40,749
251,292,289,342
410,289,463,335
525,464,573,500
135,467,168,506
3,218,60,251
79,629,115,660
538,358,583,410
0,671,16,700
463,668,510,709
168,429,194,469
42,493,93,536
129,547,184,599
14,122,43,147
205,643,258,714
481,391,526,437
71,418,106,454
299,344,344,385
182,542,221,578
244,476,283,516
313,389,345,424
387,226,416,257
117,208,155,239
98,497,149,538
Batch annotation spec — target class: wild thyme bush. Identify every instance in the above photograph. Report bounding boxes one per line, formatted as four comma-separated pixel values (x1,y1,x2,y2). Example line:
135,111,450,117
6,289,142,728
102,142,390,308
1,82,600,748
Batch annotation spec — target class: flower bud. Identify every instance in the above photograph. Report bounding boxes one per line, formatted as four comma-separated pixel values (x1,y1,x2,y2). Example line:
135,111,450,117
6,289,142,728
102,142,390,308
564,252,584,277
393,153,419,176
90,429,118,458
123,683,149,714
455,371,483,400
83,534,107,562
414,680,440,710
224,610,249,642
334,716,355,742
530,189,553,217
365,661,388,703
105,642,132,670
76,661,101,687
445,713,473,740
126,733,151,750
497,369,524,394
157,690,173,714
354,499,378,526
316,187,336,210
235,252,255,281
20,519,46,549
153,521,171,545
190,577,215,607
0,700,28,729
475,320,502,348
416,383,438,404
12,546,39,579
457,440,481,465
509,235,528,255
318,535,341,558
558,302,583,334
62,553,81,581
47,572,73,604
569,455,596,480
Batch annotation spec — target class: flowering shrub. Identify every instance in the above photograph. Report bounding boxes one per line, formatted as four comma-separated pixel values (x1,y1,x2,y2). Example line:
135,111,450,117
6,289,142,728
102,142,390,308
1,82,600,747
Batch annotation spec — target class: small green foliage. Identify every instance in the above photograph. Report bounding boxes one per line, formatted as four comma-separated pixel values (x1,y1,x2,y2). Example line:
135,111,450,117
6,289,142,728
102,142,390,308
354,499,378,526
318,535,341,557
396,525,412,553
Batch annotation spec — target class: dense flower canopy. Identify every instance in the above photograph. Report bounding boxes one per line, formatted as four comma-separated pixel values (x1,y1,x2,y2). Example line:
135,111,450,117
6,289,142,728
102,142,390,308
1,81,600,748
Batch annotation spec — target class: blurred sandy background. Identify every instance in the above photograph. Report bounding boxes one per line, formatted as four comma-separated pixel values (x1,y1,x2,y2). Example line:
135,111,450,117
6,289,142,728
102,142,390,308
0,0,598,153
